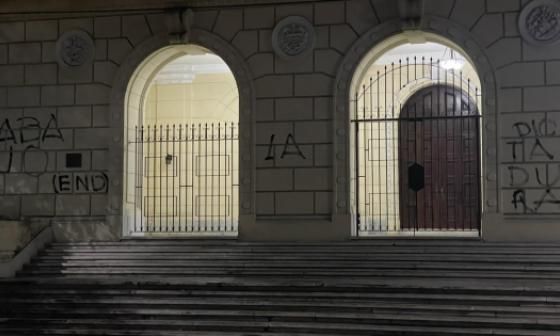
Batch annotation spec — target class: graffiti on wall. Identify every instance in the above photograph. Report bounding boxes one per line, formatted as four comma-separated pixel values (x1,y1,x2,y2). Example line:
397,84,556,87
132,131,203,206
0,114,64,175
264,133,306,161
505,113,560,215
52,172,109,194
0,114,109,194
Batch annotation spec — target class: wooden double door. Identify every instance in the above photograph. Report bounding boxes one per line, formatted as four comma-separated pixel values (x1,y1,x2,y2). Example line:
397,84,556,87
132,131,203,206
398,85,481,231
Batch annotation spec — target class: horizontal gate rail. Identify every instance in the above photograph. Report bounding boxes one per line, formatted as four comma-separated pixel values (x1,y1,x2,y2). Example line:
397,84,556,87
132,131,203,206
128,122,239,236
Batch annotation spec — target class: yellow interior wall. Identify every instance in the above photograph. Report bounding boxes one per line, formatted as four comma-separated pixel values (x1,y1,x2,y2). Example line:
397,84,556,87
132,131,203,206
137,71,239,232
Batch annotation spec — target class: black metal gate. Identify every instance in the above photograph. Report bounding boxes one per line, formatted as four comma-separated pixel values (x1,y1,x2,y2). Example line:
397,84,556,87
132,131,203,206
127,123,239,235
351,57,482,236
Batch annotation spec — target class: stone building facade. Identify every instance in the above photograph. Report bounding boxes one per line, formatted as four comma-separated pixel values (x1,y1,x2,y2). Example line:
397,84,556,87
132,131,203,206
0,0,559,243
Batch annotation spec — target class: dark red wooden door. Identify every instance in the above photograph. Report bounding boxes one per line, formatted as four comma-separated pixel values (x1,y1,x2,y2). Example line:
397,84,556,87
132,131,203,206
399,85,480,231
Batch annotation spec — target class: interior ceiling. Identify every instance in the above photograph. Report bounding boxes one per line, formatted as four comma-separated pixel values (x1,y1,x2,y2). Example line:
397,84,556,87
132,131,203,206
375,42,467,65
154,53,231,84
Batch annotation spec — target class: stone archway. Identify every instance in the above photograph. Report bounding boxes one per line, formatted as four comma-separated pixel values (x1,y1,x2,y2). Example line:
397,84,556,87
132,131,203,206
333,17,499,238
107,28,256,238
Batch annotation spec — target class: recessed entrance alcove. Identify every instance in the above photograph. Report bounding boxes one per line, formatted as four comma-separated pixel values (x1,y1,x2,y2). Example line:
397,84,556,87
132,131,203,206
349,34,483,238
123,44,240,237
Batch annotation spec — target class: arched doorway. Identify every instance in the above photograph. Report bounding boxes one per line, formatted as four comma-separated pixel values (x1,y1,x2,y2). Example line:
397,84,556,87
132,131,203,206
350,39,483,237
123,44,239,237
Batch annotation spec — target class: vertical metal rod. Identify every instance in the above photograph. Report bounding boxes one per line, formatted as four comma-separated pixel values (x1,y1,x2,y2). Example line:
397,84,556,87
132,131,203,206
459,72,465,232
178,125,183,232
230,123,234,231
211,123,215,232
140,126,144,233
414,56,417,81
398,59,402,232
399,59,402,90
152,126,157,232
453,69,458,231
192,124,196,232
146,126,151,232
204,123,208,231
148,125,157,231
384,65,389,231
224,123,228,231
443,66,449,231
436,60,441,231
368,78,373,232
430,58,435,232
452,69,457,231
134,126,138,233
218,123,222,232
476,87,481,232
354,91,360,233
362,84,367,233
165,125,169,232
391,62,396,231
467,80,471,230
406,58,412,232
406,57,409,85
407,65,421,232
172,125,176,232
159,125,163,232
187,123,192,232
196,124,201,231
377,70,382,230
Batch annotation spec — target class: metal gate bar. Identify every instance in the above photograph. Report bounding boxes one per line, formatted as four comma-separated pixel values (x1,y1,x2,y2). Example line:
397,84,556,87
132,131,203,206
351,57,482,236
129,122,239,235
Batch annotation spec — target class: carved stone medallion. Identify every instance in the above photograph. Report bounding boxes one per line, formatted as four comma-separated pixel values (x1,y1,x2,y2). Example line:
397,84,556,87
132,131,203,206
272,16,315,58
519,0,560,46
56,30,95,67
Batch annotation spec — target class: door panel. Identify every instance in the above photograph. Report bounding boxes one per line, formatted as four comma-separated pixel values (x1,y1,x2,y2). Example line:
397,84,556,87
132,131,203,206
399,85,480,231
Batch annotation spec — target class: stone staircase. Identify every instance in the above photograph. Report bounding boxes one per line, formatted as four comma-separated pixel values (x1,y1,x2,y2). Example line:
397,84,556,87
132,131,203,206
2,239,560,335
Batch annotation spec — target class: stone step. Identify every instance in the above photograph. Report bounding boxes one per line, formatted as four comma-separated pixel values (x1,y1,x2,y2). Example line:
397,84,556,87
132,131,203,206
17,268,560,280
2,309,560,328
42,245,560,253
6,240,560,336
3,325,559,336
0,329,345,336
34,253,560,262
2,317,560,334
25,260,560,271
48,240,560,247
4,303,560,319
0,288,560,307
2,283,559,300
5,293,558,308
3,297,560,317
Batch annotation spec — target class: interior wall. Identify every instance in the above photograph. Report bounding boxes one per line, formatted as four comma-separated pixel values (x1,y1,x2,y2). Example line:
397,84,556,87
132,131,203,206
144,73,239,125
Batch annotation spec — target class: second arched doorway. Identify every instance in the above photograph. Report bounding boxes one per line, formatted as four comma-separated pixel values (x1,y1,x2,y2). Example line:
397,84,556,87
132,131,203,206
350,40,482,237
399,84,480,232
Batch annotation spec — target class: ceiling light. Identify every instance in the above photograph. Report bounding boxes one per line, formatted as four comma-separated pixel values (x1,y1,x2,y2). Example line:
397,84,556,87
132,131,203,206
440,49,465,70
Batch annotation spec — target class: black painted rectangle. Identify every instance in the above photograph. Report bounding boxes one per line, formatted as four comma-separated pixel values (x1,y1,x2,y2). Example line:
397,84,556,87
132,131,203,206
66,153,82,168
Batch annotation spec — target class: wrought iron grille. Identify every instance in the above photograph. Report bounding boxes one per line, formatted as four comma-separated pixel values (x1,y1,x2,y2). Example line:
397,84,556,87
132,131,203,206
127,123,239,235
351,57,482,236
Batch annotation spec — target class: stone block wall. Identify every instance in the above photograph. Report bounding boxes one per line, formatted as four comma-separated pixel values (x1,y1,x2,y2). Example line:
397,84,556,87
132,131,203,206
0,16,116,221
0,0,559,241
